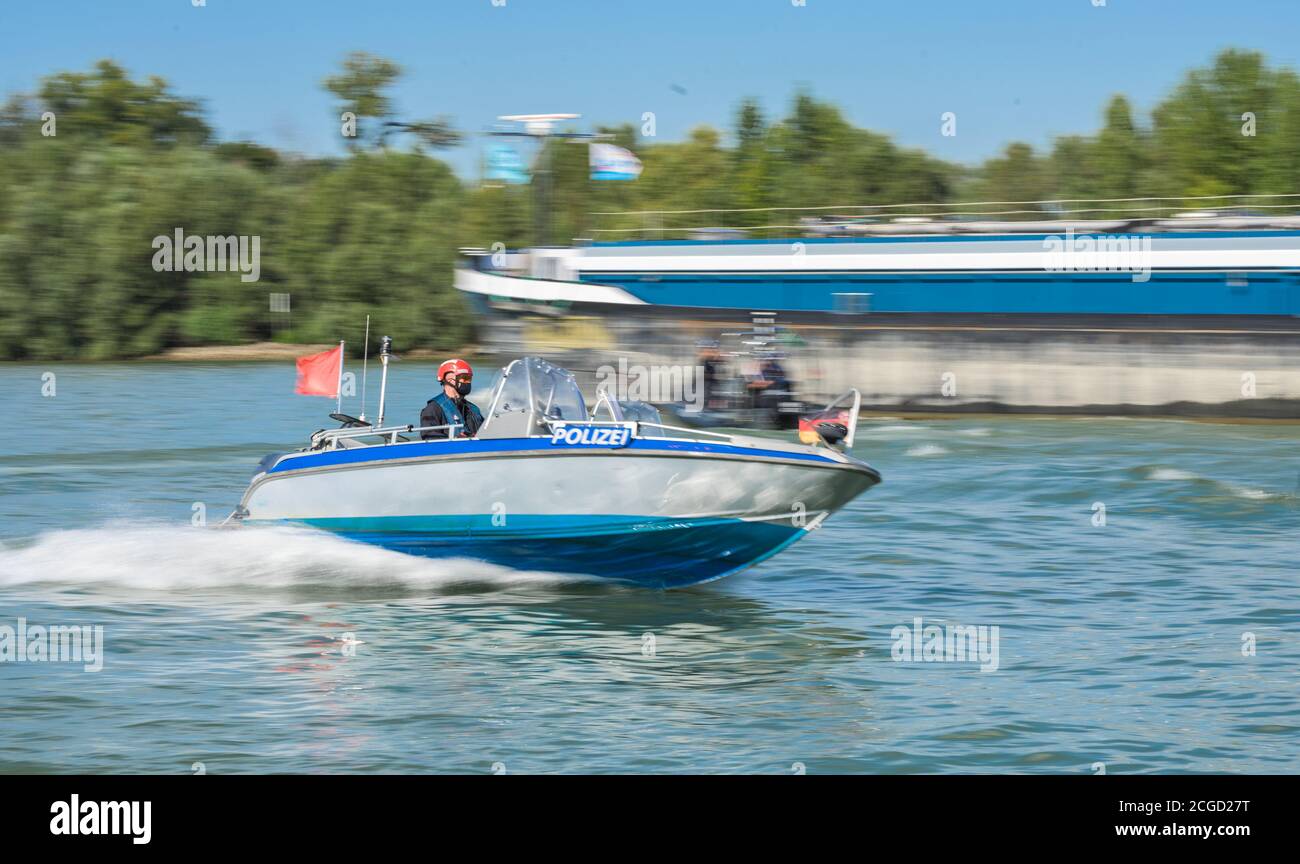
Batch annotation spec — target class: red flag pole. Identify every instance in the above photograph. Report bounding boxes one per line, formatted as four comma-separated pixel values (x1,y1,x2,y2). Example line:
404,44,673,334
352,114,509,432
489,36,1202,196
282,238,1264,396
294,344,346,399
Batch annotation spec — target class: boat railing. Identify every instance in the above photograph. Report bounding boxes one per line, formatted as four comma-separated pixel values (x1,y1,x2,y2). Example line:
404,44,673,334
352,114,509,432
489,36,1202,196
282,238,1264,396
586,192,1300,240
316,410,860,449
317,417,740,449
314,423,462,447
635,422,736,442
820,388,862,449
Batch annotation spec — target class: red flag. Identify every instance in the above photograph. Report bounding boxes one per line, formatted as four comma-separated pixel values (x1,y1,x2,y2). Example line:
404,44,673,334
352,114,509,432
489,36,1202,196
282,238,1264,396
295,345,342,397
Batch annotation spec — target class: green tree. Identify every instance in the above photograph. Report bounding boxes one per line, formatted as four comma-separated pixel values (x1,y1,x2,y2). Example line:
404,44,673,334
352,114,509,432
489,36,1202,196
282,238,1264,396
278,151,468,351
213,141,281,171
36,60,209,146
1047,135,1101,204
1092,95,1147,205
0,59,469,360
385,117,463,153
0,94,33,147
323,52,403,150
731,99,771,225
974,143,1051,215
1150,49,1277,199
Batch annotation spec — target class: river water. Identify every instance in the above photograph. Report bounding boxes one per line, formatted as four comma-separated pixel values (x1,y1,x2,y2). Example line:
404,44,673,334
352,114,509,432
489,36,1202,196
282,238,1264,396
2,362,1297,773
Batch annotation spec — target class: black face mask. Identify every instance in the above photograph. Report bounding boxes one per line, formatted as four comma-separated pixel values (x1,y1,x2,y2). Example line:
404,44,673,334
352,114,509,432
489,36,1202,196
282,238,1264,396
453,380,472,398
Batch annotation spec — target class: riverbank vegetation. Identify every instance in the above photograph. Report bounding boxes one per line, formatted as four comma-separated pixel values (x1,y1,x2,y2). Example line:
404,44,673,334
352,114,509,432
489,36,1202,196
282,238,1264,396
1,49,1298,359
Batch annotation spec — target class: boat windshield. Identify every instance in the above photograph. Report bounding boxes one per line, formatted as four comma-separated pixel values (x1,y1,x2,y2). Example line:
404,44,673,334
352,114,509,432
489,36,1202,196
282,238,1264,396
480,357,587,437
616,400,664,435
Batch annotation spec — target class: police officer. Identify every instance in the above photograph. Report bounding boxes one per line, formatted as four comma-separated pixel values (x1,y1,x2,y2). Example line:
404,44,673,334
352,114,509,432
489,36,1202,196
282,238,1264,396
696,338,726,410
420,358,484,439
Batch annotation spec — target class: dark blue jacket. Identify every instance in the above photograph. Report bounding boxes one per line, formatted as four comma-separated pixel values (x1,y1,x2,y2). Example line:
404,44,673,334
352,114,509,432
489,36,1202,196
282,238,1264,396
420,391,484,439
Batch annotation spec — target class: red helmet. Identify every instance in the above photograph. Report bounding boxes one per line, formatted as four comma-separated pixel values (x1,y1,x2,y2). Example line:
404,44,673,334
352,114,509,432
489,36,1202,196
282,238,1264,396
438,358,473,383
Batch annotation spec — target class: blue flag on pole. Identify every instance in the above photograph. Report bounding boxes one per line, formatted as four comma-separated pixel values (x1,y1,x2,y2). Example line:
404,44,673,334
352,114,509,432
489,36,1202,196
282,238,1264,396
485,143,530,184
589,143,643,181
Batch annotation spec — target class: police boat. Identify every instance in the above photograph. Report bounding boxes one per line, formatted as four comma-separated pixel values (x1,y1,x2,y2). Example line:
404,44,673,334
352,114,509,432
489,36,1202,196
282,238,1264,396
230,350,880,588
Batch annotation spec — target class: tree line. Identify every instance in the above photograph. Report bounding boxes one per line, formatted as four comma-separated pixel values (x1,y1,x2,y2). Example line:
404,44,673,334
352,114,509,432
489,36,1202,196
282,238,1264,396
1,49,1297,360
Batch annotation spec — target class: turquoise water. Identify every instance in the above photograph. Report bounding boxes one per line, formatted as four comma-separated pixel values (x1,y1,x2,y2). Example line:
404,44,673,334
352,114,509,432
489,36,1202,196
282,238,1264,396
3,363,1298,773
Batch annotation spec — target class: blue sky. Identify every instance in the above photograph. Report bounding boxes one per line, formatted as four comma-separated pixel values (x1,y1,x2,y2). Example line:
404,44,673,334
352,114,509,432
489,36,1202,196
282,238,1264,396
2,0,1298,177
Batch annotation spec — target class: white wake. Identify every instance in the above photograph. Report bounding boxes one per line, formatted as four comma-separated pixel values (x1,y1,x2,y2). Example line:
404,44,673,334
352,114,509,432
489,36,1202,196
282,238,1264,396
0,521,588,598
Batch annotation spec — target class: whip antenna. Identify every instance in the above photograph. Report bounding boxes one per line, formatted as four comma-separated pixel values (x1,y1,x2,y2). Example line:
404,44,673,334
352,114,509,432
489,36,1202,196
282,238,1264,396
360,315,371,422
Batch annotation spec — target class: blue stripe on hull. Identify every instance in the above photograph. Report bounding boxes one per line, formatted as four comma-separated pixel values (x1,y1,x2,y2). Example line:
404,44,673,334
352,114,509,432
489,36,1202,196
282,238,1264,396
268,435,841,476
287,514,804,588
580,271,1300,315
